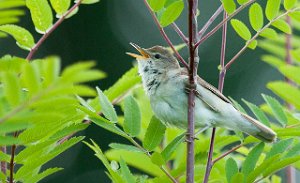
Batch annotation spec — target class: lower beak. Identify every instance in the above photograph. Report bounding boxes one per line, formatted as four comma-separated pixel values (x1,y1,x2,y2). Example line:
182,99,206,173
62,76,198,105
126,43,150,60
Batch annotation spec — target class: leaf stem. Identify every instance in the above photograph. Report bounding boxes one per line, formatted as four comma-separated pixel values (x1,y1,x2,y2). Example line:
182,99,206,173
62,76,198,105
203,10,228,183
198,5,223,37
212,143,243,164
172,23,189,44
142,0,189,68
26,0,83,61
186,0,199,182
224,7,300,70
9,132,18,183
195,0,256,48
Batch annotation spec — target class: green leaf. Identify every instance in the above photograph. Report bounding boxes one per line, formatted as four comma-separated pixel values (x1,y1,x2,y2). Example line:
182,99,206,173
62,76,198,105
90,117,128,138
284,0,296,10
266,139,293,159
123,96,141,137
2,72,22,107
230,19,251,41
148,0,166,12
97,87,118,123
242,99,270,127
0,24,35,50
231,173,244,183
109,143,144,153
265,0,281,21
225,158,238,183
246,154,281,183
50,0,71,17
289,11,300,22
291,49,300,62
24,167,63,183
262,94,287,126
249,3,263,31
242,143,264,177
261,55,284,68
161,133,185,161
26,0,53,34
151,152,165,166
143,116,166,151
285,142,300,158
0,122,30,134
272,19,292,34
276,127,300,137
81,0,100,4
222,0,236,14
22,63,41,97
237,0,248,5
40,56,61,86
0,136,21,145
247,40,257,50
159,0,184,27
229,97,247,114
120,157,136,183
279,65,300,85
259,28,278,39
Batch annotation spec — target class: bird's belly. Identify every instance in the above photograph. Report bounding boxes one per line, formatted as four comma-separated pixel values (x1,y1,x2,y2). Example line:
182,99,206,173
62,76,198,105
150,87,216,129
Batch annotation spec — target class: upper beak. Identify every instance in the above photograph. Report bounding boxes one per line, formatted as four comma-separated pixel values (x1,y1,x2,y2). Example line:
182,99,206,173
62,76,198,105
126,43,150,60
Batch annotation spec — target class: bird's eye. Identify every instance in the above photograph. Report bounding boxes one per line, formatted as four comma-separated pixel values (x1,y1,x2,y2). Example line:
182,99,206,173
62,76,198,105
154,54,161,59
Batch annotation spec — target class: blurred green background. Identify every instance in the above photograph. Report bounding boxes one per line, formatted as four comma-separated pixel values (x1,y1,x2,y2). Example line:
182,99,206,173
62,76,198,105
0,0,288,182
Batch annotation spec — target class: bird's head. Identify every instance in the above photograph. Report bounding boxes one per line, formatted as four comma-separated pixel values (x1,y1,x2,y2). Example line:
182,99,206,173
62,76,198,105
126,43,180,73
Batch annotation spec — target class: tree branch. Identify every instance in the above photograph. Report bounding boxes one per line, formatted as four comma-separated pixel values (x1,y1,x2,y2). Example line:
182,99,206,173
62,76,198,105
186,0,199,182
212,144,242,164
198,5,223,37
203,10,228,183
195,0,256,48
143,0,189,68
172,23,189,44
26,0,83,61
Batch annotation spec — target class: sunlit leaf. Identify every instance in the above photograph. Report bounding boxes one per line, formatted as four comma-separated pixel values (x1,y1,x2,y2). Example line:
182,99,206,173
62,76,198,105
262,94,287,126
143,116,166,151
265,0,281,21
272,19,292,34
159,0,184,27
243,99,270,126
259,28,278,39
123,95,141,137
148,0,166,12
96,87,118,123
231,19,251,41
222,0,236,14
50,0,71,17
284,0,297,10
249,3,263,31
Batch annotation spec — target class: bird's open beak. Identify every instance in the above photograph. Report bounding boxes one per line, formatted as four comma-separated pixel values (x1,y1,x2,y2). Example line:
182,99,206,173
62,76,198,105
126,43,150,60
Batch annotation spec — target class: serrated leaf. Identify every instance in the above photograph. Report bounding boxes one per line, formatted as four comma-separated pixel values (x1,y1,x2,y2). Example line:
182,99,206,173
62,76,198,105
242,143,264,177
0,24,35,50
265,0,281,21
24,167,63,183
97,87,118,123
81,0,100,4
226,158,238,183
109,143,144,153
279,65,300,85
143,116,166,151
151,152,165,166
159,1,184,27
40,56,61,86
259,28,278,39
148,0,166,12
120,157,136,183
262,94,287,126
266,139,293,159
231,19,251,41
272,19,292,34
284,0,296,10
2,72,22,107
22,63,41,97
50,0,71,17
26,0,53,34
123,96,141,137
247,40,257,49
161,133,185,161
242,99,270,126
222,0,236,14
249,3,263,31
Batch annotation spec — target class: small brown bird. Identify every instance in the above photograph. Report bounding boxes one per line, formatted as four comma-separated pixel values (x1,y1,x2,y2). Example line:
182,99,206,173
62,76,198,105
127,43,276,142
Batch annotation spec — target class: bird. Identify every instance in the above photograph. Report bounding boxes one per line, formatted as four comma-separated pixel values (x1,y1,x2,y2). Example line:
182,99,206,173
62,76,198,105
126,43,276,142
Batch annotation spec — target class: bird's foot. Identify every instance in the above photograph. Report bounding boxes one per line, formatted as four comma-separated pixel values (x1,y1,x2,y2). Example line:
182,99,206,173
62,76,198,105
184,82,197,94
185,132,198,142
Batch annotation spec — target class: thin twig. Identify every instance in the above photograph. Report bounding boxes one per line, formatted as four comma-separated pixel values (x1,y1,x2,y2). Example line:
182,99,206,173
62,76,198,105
142,0,189,68
186,0,199,182
203,10,228,183
171,23,189,44
224,7,300,70
285,15,296,183
195,0,256,48
0,146,6,176
9,132,18,183
212,144,243,164
198,5,223,37
26,0,83,60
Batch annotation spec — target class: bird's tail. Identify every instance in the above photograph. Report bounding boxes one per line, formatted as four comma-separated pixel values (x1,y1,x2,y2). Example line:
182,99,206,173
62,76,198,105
240,112,277,143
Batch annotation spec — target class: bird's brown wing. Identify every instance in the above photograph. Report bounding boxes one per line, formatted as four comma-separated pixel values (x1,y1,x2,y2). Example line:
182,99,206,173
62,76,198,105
180,68,231,104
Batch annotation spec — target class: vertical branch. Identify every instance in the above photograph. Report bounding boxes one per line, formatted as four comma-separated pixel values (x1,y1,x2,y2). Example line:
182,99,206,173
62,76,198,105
0,146,6,175
203,11,228,183
285,15,296,183
186,0,199,182
9,132,18,183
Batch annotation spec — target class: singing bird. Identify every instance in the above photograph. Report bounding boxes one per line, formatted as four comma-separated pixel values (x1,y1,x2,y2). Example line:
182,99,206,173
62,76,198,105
127,43,276,142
